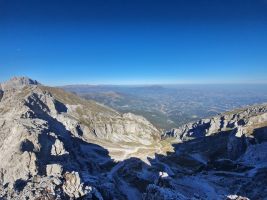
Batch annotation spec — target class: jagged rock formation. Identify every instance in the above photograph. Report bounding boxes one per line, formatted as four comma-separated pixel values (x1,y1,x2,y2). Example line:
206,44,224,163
163,103,267,141
0,77,267,200
0,76,40,90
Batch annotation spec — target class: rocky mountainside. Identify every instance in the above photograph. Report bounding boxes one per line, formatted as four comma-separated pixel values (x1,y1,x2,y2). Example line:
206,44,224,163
0,77,267,200
0,76,40,91
163,103,267,142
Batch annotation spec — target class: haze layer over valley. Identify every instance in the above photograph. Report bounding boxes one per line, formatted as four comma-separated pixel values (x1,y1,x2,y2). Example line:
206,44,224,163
62,84,267,130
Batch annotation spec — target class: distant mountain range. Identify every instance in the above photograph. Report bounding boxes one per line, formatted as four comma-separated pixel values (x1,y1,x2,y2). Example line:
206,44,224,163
62,84,267,130
0,77,266,199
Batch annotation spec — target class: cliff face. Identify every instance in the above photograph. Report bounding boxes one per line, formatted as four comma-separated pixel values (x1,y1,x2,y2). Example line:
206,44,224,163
163,103,267,141
0,77,267,200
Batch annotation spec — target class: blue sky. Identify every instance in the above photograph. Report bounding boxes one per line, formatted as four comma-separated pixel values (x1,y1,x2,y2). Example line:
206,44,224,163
0,0,267,85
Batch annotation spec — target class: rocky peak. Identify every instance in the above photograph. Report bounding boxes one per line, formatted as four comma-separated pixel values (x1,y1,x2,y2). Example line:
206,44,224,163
0,76,40,91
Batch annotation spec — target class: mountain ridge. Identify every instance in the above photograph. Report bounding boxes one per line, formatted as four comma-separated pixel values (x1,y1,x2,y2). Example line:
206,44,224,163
0,77,266,199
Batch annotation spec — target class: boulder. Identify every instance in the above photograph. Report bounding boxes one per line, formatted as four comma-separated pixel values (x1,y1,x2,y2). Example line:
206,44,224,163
46,164,63,177
62,171,103,199
227,195,249,200
51,139,68,156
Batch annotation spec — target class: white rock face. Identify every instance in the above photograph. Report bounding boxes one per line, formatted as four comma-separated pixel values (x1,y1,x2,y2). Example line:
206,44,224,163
227,195,249,200
51,139,69,156
63,171,103,199
46,164,63,177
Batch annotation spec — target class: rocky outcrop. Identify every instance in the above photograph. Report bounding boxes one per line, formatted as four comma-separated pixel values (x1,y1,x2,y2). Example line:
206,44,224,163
143,184,189,200
163,103,267,141
51,139,69,156
227,195,250,200
46,164,63,177
0,76,40,91
63,171,103,199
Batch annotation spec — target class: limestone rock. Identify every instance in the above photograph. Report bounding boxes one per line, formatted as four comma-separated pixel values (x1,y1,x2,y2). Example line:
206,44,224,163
51,139,69,156
227,195,250,200
62,171,102,199
143,184,189,200
0,76,40,91
164,103,267,141
46,164,63,177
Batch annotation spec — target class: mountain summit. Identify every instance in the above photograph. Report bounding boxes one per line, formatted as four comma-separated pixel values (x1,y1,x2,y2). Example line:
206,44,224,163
0,77,266,199
0,76,40,91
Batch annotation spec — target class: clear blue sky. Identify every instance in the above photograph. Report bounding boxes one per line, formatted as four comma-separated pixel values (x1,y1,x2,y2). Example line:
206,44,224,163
0,0,267,85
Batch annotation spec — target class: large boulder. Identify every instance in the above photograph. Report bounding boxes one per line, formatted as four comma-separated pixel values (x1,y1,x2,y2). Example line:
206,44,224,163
51,139,69,156
46,164,63,177
62,171,103,199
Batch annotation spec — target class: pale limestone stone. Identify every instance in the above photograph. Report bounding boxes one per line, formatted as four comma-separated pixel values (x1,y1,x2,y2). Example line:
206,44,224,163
46,164,63,177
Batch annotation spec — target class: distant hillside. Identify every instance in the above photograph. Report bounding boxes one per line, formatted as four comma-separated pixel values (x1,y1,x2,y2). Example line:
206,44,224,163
62,84,267,130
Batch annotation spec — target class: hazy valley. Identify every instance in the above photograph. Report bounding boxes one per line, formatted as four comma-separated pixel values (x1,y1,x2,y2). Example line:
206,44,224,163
62,84,267,130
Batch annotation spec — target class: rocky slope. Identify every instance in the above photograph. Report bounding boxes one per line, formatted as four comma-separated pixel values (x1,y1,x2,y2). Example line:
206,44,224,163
0,77,267,200
163,103,267,142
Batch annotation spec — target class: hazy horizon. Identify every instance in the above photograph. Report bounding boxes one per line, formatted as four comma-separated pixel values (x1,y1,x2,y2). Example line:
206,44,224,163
2,75,267,86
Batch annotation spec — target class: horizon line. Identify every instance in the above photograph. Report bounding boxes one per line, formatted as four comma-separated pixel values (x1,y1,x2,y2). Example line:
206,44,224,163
56,82,267,87
1,76,267,87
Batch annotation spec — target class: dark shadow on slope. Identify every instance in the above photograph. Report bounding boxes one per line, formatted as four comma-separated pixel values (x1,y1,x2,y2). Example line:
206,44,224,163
0,89,3,102
54,99,67,113
253,126,267,143
25,94,130,198
14,179,28,192
146,129,266,199
20,139,35,152
25,94,267,199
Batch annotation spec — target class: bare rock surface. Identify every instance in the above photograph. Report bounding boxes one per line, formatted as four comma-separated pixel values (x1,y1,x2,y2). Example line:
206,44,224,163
0,76,40,91
163,103,267,141
0,77,267,199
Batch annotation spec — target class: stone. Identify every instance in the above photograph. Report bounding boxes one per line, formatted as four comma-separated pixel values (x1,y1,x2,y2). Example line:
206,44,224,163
0,76,40,91
227,195,250,200
51,139,68,156
46,164,63,177
62,171,98,199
